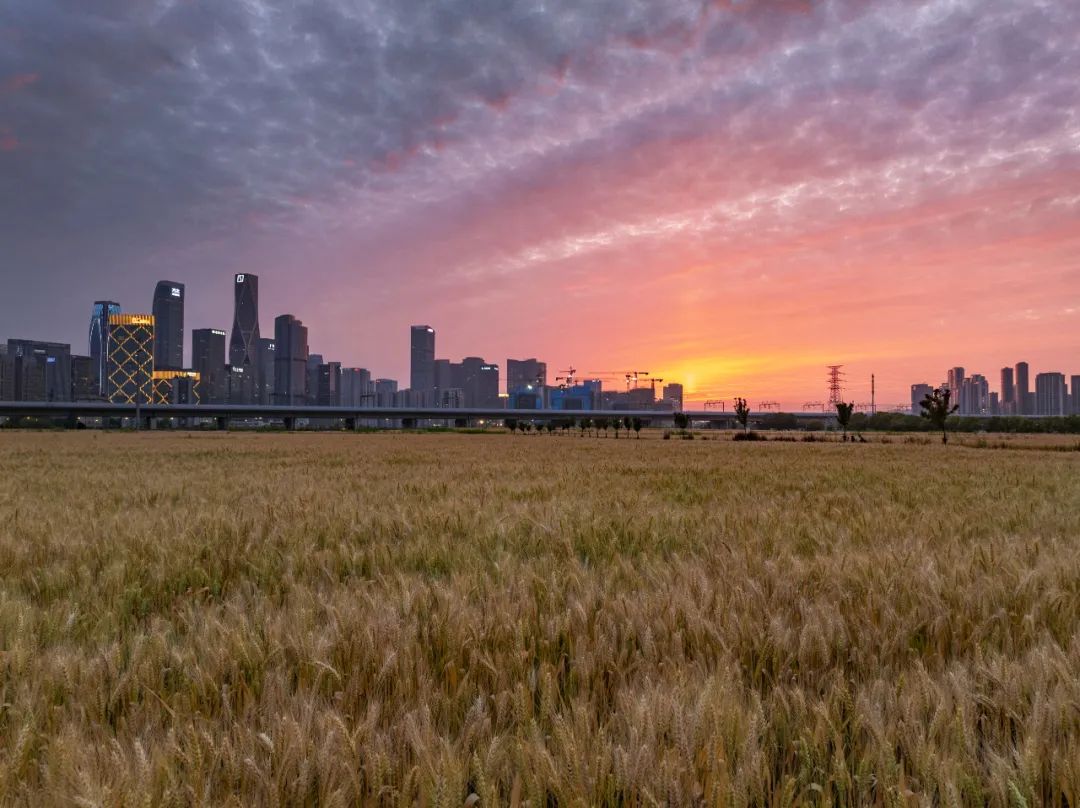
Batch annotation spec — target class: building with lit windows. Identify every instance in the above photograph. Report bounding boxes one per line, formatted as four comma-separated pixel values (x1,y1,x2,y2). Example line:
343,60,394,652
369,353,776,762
152,370,201,404
106,314,154,403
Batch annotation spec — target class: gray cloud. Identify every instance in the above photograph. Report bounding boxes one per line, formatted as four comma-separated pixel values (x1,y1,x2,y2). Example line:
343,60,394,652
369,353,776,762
0,0,1077,366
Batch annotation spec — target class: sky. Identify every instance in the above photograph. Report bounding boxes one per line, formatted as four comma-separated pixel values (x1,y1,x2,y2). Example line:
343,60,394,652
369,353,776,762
1,0,1078,409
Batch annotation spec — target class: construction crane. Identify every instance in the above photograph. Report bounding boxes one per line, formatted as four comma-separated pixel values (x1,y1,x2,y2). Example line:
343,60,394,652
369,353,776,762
554,367,577,388
585,370,650,390
759,401,781,411
803,401,825,411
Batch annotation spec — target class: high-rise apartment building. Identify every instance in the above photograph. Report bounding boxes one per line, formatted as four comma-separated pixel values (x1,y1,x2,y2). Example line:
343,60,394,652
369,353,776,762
662,383,684,411
106,314,154,404
999,367,1015,415
506,358,547,394
1035,372,1067,416
457,357,500,408
191,328,227,404
4,339,72,402
254,337,276,405
89,301,121,395
341,367,373,407
1071,375,1080,416
410,325,435,392
946,367,965,413
152,281,185,370
1015,362,1031,415
962,374,989,415
910,383,934,414
273,315,309,405
229,273,260,373
374,378,398,407
306,354,324,405
316,362,342,406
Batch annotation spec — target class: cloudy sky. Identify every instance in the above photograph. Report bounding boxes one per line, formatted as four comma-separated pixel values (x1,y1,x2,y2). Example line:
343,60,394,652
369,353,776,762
2,0,1078,406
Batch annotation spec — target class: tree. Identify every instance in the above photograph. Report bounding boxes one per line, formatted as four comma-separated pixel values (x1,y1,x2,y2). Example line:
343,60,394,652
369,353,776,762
734,398,750,433
623,416,632,433
673,412,689,430
920,387,959,445
579,418,590,437
835,401,855,442
546,421,555,435
612,418,621,439
505,418,518,434
632,417,643,438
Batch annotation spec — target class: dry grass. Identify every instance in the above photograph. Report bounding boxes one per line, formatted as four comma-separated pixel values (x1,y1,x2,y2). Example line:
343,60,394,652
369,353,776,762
1,431,1079,806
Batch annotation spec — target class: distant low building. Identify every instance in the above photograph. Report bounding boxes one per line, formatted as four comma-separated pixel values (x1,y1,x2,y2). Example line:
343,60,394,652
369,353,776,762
3,339,72,402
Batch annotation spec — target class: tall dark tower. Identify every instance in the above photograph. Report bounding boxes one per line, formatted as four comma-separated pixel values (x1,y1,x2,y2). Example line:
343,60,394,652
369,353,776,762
410,325,435,391
229,273,260,370
89,300,121,396
152,281,184,370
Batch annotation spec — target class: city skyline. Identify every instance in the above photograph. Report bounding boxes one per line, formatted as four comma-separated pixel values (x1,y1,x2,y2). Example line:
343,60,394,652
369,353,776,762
2,1,1079,407
4,267,1075,412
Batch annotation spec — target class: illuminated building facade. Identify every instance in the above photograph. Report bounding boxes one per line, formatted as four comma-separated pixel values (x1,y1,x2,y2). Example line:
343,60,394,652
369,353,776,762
152,369,201,404
106,314,155,403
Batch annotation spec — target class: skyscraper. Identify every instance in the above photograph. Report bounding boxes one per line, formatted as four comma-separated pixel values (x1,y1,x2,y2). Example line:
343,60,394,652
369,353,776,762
999,367,1015,415
410,325,435,392
306,354,324,405
946,367,965,413
106,314,154,404
273,315,309,405
1071,375,1080,416
254,337,276,405
1015,362,1031,415
229,273,260,370
152,281,185,370
458,357,500,408
89,301,121,395
191,328,227,404
1035,372,1067,416
316,362,342,406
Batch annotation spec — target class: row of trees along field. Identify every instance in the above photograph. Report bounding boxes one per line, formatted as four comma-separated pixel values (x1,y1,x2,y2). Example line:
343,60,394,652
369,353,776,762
505,389,1080,442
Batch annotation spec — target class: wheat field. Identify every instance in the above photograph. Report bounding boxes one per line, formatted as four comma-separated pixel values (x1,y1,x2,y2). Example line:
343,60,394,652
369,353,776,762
1,430,1079,806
